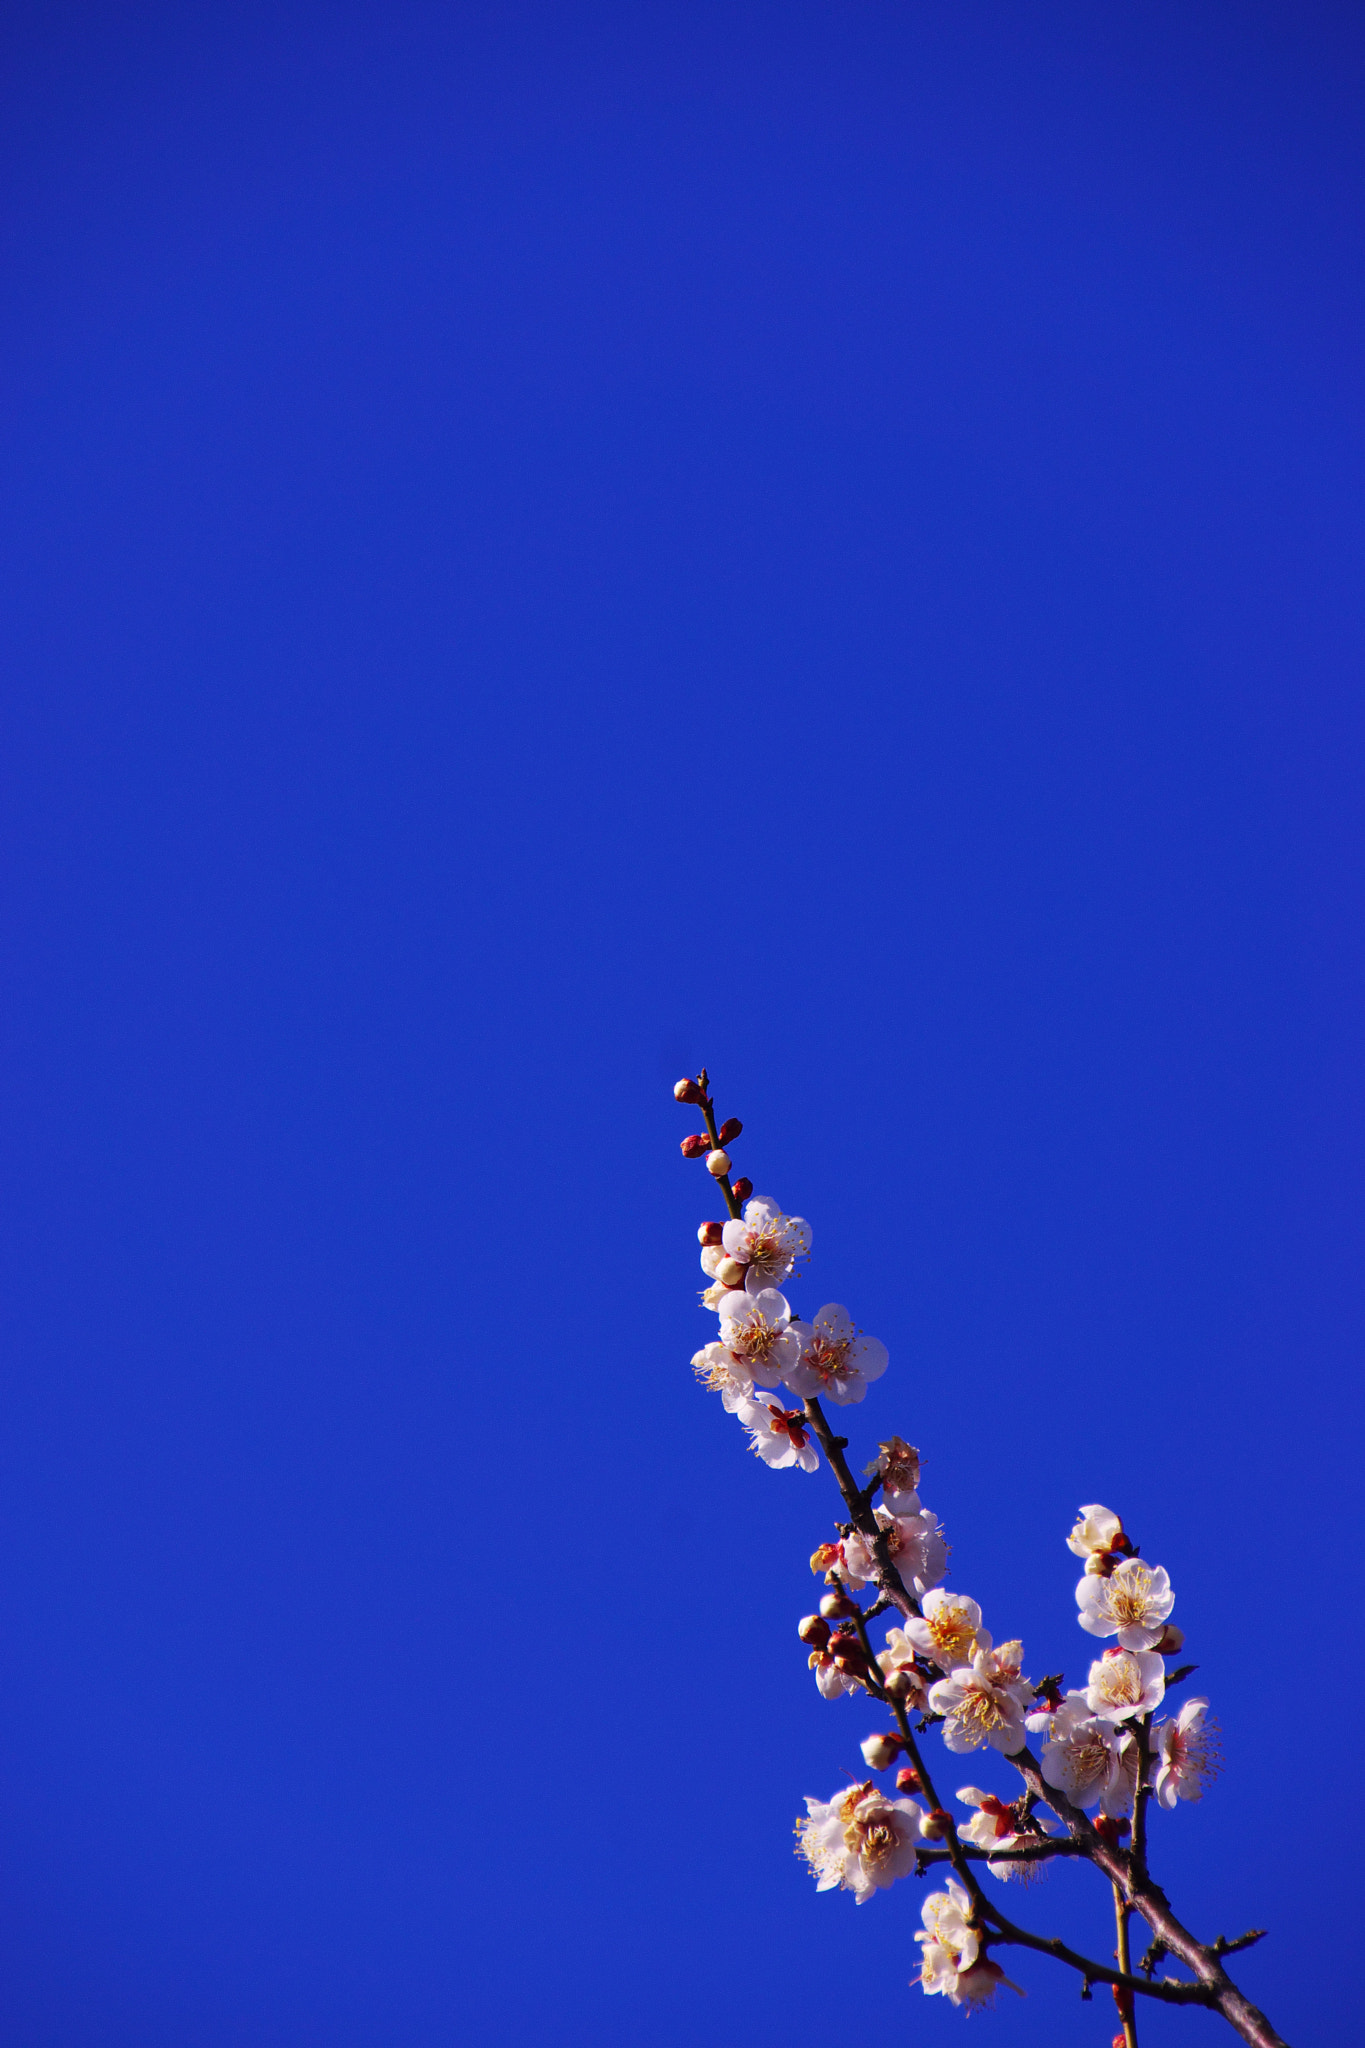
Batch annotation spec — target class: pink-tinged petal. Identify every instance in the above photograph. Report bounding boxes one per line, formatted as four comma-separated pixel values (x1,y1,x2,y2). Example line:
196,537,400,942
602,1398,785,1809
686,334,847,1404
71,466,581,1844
855,1335,889,1382
720,1220,750,1258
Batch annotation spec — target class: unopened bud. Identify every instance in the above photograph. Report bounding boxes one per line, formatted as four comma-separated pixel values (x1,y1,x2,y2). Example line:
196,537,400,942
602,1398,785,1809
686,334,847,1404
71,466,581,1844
716,1255,747,1288
731,1176,753,1203
680,1134,709,1158
832,1647,868,1675
705,1148,731,1176
860,1732,903,1771
798,1614,831,1649
884,1667,922,1704
716,1116,742,1145
820,1589,857,1620
673,1077,705,1104
921,1809,949,1841
700,1245,725,1278
809,1542,842,1575
697,1221,725,1247
1155,1623,1184,1654
1094,1815,1130,1848
895,1766,923,1795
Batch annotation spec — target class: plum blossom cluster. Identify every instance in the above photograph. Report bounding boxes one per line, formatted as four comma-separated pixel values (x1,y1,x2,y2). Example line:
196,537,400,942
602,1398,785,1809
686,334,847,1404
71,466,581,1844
672,1072,1277,2048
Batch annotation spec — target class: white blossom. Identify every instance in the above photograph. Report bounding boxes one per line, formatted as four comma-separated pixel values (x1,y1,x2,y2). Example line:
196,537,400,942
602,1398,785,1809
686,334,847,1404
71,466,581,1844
736,1394,819,1472
782,1304,889,1406
1039,1695,1124,1808
916,1880,1024,2006
902,1589,987,1674
690,1342,753,1412
797,1781,924,1903
1153,1698,1220,1808
720,1196,812,1293
956,1785,1057,1878
1076,1558,1174,1650
699,1243,726,1280
928,1649,1032,1755
867,1436,920,1513
700,1279,728,1313
1085,1648,1165,1724
716,1287,802,1387
1066,1504,1126,1559
843,1508,948,1599
876,1628,930,1710
808,1643,864,1699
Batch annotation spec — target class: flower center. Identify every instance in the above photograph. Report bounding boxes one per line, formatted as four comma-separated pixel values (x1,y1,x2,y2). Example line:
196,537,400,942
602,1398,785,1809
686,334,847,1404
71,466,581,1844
957,1684,1007,1733
806,1333,853,1381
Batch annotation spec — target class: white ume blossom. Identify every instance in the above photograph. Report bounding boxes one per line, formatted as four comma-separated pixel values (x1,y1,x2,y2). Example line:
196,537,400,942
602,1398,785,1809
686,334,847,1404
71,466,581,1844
876,1628,930,1710
928,1646,1032,1755
843,1507,948,1598
736,1395,819,1472
1066,1504,1126,1559
716,1287,802,1386
1076,1558,1174,1649
782,1304,889,1406
917,1879,1024,2008
871,1436,921,1513
956,1786,1057,1878
1039,1696,1137,1816
690,1342,753,1411
1153,1698,1220,1808
721,1196,812,1293
903,1589,987,1674
797,1782,925,1903
1085,1648,1165,1724
699,1243,726,1280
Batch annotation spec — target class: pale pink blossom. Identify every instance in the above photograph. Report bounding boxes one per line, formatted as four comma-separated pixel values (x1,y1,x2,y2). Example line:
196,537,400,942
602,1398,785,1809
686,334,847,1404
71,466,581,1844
797,1781,925,1903
902,1589,987,1674
1085,1648,1165,1724
843,1508,948,1599
1066,1504,1126,1559
721,1196,812,1293
782,1305,889,1407
716,1287,802,1387
1076,1559,1174,1650
1153,1699,1220,1808
690,1342,753,1412
699,1279,728,1313
928,1649,1032,1755
736,1395,819,1472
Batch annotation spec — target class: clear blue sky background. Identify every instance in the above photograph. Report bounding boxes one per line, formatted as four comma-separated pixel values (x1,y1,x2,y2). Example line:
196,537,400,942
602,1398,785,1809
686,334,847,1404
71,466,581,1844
0,4,1360,2043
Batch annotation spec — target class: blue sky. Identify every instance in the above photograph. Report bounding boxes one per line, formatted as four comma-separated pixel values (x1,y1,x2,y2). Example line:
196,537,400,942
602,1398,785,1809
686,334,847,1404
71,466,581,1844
0,4,1360,2042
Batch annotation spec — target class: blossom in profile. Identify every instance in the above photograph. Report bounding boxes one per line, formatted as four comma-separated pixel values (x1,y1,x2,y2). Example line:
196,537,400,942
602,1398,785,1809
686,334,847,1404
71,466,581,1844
808,1641,866,1699
1085,1648,1165,1724
916,1880,1023,2005
736,1395,819,1472
928,1649,1032,1755
876,1627,930,1710
843,1508,948,1598
902,1589,987,1674
716,1287,802,1386
868,1435,921,1513
956,1785,1057,1879
1153,1698,1221,1808
782,1304,889,1406
797,1781,925,1903
1066,1504,1126,1559
690,1342,753,1412
1076,1558,1174,1650
721,1196,812,1293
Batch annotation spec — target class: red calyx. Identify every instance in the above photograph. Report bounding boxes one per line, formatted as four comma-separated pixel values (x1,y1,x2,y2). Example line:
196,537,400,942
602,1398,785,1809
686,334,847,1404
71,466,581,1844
716,1116,742,1144
680,1134,709,1158
731,1175,753,1203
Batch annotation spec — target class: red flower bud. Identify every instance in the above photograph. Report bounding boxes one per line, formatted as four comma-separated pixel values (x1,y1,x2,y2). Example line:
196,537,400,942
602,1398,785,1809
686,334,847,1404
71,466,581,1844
680,1134,709,1158
716,1116,742,1145
797,1614,831,1648
673,1077,705,1104
731,1176,753,1204
895,1767,923,1795
697,1221,725,1247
